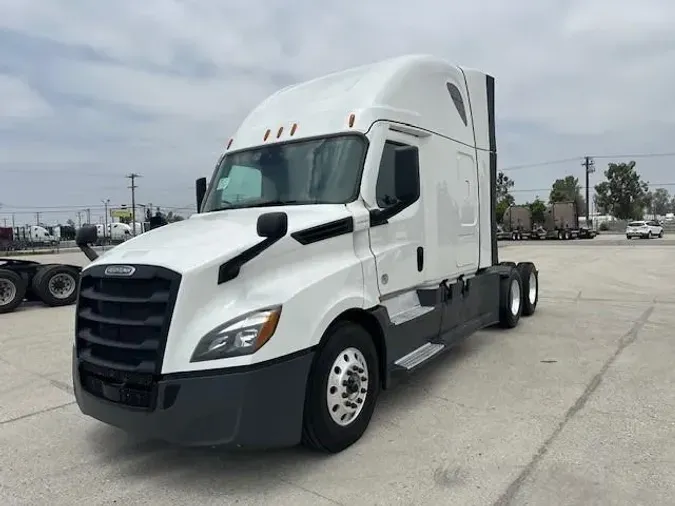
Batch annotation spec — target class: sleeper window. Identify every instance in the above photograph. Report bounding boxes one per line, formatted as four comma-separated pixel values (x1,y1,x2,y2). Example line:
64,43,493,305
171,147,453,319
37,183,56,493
446,82,468,126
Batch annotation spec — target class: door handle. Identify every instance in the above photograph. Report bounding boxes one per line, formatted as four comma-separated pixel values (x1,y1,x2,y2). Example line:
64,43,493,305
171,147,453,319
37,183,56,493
416,246,424,272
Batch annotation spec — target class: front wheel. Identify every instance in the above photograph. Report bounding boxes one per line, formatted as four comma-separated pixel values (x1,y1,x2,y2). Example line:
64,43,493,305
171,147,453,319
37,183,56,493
302,321,380,453
658,231,664,238
647,231,652,239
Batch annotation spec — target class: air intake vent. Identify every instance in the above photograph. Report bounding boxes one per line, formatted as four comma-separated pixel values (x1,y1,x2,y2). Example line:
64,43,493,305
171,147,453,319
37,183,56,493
291,217,354,245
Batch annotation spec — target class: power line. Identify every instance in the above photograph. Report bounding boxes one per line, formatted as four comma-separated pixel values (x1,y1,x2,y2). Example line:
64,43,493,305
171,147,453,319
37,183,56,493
501,157,582,171
510,182,675,193
590,152,675,159
0,204,197,216
501,151,675,172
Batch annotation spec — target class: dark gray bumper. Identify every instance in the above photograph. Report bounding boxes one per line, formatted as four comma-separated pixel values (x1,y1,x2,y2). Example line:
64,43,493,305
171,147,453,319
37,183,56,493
73,348,315,448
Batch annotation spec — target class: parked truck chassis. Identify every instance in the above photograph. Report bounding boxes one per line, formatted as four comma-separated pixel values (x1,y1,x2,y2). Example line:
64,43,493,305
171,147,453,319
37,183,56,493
0,258,82,314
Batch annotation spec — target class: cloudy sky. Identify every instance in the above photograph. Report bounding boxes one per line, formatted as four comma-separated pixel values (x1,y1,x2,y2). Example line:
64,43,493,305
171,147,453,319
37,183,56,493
1,0,675,226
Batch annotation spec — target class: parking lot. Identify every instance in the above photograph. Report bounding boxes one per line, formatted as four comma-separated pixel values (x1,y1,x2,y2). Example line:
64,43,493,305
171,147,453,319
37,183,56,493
1,241,674,505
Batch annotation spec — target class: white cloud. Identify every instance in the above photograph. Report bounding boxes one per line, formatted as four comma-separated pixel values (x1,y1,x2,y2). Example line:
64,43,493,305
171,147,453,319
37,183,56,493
1,0,675,217
0,74,51,119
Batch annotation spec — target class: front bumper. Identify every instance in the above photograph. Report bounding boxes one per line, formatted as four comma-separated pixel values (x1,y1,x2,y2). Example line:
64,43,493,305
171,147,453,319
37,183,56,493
73,348,315,448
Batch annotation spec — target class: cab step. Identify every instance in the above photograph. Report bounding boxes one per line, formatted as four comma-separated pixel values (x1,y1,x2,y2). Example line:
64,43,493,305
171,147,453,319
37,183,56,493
394,342,445,370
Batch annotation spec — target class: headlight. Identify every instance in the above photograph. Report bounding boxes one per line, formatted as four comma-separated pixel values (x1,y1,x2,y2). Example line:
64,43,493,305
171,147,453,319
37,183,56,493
190,306,282,362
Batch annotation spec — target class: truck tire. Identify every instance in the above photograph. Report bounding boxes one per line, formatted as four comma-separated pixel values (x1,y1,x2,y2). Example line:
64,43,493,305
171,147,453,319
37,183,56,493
302,321,380,453
557,230,563,240
517,262,538,316
32,264,79,307
498,268,523,328
0,268,27,314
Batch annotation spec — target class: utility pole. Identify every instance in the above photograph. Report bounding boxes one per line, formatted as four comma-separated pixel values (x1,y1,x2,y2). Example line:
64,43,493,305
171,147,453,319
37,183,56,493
126,173,141,236
101,199,110,241
77,211,83,228
2,218,6,227
582,156,595,226
12,214,15,228
36,212,40,225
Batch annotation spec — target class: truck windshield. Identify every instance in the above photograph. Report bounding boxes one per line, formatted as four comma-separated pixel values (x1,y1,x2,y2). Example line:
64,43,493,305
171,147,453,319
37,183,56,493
201,134,367,212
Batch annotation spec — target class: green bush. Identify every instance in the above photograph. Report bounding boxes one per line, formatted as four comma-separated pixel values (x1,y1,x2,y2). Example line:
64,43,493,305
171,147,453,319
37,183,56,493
599,222,610,231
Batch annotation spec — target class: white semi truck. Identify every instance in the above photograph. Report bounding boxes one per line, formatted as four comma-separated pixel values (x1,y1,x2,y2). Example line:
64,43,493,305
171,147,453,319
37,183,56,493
72,54,540,453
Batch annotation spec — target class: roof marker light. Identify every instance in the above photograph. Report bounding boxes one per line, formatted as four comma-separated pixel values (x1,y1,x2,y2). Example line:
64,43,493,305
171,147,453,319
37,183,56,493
290,123,298,136
226,138,233,149
263,129,271,141
348,113,355,128
276,126,284,138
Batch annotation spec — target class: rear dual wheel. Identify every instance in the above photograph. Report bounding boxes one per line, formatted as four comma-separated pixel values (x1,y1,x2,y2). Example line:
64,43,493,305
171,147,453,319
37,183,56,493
498,262,538,328
0,269,27,314
517,262,538,316
32,265,79,307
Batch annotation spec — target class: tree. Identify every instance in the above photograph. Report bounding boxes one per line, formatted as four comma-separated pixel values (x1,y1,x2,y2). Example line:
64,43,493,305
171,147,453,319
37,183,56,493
495,171,515,224
66,219,75,227
496,171,515,204
594,161,649,220
549,175,585,214
528,197,547,225
649,188,670,217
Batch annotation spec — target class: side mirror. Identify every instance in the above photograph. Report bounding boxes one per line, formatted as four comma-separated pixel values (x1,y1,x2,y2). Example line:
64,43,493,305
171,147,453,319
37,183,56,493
257,212,288,239
196,177,208,212
76,225,98,246
76,225,99,261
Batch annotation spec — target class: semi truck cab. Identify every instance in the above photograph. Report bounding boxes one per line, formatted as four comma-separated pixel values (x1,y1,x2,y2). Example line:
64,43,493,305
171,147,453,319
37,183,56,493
72,54,540,453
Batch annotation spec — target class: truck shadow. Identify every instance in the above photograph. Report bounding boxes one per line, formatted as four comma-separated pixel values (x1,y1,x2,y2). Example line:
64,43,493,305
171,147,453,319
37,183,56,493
84,329,497,495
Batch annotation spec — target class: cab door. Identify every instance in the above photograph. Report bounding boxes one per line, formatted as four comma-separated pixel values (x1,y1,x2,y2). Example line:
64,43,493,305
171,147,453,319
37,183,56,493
366,130,426,298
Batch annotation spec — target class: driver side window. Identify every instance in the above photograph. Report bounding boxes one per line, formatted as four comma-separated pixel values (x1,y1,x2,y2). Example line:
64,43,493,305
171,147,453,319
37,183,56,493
375,141,420,208
218,164,262,203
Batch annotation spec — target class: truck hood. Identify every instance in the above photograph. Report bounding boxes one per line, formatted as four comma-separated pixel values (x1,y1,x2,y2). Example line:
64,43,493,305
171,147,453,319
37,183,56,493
87,204,352,273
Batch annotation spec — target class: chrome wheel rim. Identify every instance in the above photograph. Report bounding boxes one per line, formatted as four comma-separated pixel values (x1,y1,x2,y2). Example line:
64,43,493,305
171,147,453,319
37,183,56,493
0,279,17,306
327,347,369,426
510,278,521,316
48,273,76,299
528,272,537,305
